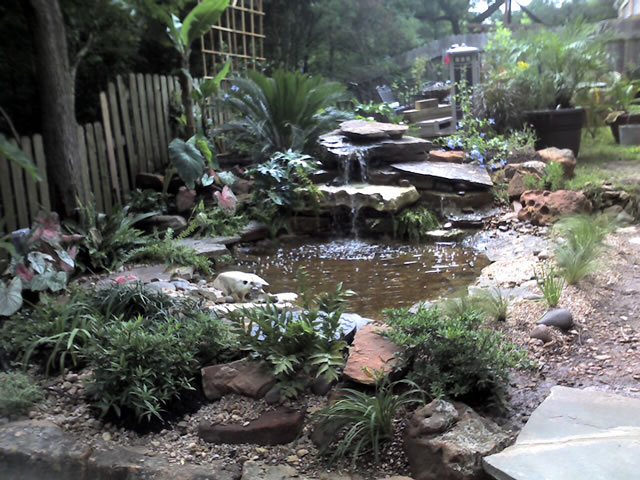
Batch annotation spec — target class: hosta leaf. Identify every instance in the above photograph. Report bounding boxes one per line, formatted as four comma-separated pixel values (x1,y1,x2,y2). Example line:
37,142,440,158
169,138,205,189
30,271,67,292
0,277,23,316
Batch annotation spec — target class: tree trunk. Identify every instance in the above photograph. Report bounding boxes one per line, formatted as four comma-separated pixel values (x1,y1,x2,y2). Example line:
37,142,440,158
26,0,82,218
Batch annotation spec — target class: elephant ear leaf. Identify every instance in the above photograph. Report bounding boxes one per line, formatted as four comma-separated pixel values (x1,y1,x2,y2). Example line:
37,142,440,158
0,277,23,317
169,138,205,189
182,0,230,47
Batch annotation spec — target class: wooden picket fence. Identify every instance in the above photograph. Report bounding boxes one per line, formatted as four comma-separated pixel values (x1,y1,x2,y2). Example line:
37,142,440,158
0,73,181,232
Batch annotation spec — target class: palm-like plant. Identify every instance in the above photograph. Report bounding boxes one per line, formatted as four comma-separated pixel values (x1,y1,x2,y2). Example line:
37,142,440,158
222,70,348,158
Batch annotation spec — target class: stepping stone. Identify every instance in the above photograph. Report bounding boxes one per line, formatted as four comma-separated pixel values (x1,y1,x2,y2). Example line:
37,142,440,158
339,119,408,140
343,324,400,385
318,184,420,212
483,386,640,480
177,238,230,258
391,160,493,189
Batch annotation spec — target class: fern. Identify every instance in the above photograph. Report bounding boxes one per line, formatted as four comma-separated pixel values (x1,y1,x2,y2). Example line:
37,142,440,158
393,205,440,242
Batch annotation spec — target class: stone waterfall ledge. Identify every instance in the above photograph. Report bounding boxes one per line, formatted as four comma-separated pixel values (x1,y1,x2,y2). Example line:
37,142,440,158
391,160,493,189
483,386,640,480
317,184,420,212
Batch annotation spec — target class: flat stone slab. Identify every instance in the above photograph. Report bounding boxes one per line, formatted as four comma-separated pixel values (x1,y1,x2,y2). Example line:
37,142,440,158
339,119,408,140
0,420,240,480
318,184,419,212
177,238,230,258
483,386,640,480
344,324,400,384
391,160,493,188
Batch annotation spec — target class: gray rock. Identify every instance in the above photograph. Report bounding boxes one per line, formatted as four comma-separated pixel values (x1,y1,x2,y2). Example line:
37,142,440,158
145,281,176,292
139,214,187,232
201,358,276,401
317,184,420,213
264,386,281,405
483,386,640,480
310,376,333,396
241,461,308,480
177,238,230,259
391,160,493,189
339,119,408,140
537,309,573,330
530,324,553,343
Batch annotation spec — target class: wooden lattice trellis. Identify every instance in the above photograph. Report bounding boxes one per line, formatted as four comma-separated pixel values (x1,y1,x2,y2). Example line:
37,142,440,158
201,0,265,77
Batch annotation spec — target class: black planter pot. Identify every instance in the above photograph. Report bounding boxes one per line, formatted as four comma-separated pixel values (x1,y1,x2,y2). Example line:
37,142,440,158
525,107,585,155
608,113,640,144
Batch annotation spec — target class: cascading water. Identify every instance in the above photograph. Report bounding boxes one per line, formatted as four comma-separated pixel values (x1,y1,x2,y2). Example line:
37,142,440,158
339,148,371,237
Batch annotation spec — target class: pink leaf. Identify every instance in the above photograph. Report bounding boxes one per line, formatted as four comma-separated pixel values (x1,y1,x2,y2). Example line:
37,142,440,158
16,264,33,282
214,185,237,215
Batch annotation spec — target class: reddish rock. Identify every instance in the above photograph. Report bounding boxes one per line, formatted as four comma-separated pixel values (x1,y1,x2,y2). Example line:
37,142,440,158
201,359,276,401
518,190,591,225
198,408,305,445
537,147,577,178
343,324,400,385
507,172,534,200
176,187,196,213
404,400,510,480
428,150,466,164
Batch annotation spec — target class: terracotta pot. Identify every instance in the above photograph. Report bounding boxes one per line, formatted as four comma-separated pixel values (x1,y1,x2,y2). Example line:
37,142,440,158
608,113,640,144
525,107,585,156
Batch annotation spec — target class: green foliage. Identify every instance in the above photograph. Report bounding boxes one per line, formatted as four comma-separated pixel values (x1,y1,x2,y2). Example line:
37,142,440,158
66,199,154,273
0,277,22,317
222,70,348,158
604,73,640,123
384,304,528,404
438,292,476,319
471,287,510,322
0,371,43,418
127,229,212,275
0,132,41,182
436,82,537,167
168,138,206,189
179,200,247,239
353,101,404,124
553,213,612,285
229,276,354,395
535,263,565,307
393,205,439,242
524,161,565,192
314,376,424,467
248,150,321,219
126,189,170,215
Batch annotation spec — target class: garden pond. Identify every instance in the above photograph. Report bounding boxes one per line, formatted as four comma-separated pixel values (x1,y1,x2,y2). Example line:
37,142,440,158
233,236,490,319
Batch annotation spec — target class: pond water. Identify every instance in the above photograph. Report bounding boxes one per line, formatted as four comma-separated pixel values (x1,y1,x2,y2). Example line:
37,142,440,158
234,237,490,319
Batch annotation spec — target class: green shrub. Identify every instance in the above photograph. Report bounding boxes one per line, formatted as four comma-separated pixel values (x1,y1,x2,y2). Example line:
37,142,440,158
0,371,43,417
438,292,476,319
393,205,439,242
523,161,565,192
384,304,528,404
222,70,348,158
535,263,565,307
84,316,198,422
314,376,424,467
471,287,510,322
126,230,212,275
553,214,612,284
230,277,354,398
179,201,248,239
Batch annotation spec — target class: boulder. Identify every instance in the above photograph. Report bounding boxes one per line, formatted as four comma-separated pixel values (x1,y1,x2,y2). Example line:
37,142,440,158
429,150,467,163
483,386,640,480
176,187,196,213
176,238,230,259
240,220,269,242
404,400,510,480
530,324,553,343
504,161,547,181
391,161,493,189
343,324,400,385
419,190,494,211
507,172,536,201
139,215,187,233
537,147,577,178
518,190,591,225
537,308,574,331
368,168,403,186
339,119,408,140
198,408,305,445
201,358,276,401
317,184,420,213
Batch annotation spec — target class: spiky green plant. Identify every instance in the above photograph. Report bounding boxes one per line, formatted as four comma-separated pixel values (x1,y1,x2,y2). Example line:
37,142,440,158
472,287,510,322
0,371,43,418
535,263,565,307
222,70,348,157
439,291,476,319
553,214,612,285
393,205,440,242
314,375,424,468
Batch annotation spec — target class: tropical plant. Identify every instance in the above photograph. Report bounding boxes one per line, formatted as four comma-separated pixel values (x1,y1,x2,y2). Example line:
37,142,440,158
178,200,247,239
553,213,612,285
65,199,154,272
0,371,43,418
222,70,348,158
229,273,354,397
393,204,439,242
535,263,565,307
604,73,640,124
126,189,170,215
471,287,510,322
314,374,425,467
384,303,529,404
353,101,404,124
